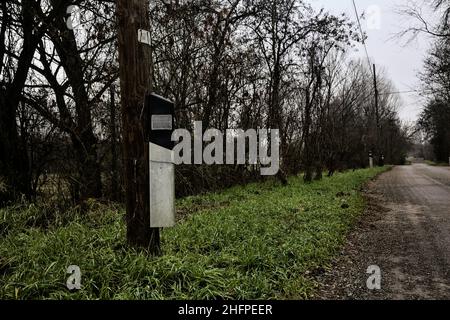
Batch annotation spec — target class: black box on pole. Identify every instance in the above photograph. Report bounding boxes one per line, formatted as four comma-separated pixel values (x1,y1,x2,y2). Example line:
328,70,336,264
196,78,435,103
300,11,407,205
144,93,175,150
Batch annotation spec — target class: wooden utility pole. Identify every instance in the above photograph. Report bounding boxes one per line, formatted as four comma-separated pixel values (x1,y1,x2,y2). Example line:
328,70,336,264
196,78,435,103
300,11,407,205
373,64,380,133
116,0,160,254
373,64,381,164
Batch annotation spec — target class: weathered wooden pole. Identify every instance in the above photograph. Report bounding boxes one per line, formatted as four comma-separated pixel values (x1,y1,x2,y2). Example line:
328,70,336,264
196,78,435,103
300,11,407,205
116,0,160,254
373,64,382,165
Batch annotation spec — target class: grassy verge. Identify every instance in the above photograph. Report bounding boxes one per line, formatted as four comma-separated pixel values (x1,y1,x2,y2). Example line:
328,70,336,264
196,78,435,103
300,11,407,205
0,167,388,300
425,160,449,167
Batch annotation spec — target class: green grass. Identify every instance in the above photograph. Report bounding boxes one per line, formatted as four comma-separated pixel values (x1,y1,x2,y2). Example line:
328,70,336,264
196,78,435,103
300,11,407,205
0,167,388,300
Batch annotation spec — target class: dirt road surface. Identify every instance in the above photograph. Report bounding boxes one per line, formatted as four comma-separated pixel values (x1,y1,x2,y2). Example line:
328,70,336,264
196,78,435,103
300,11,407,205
316,164,450,300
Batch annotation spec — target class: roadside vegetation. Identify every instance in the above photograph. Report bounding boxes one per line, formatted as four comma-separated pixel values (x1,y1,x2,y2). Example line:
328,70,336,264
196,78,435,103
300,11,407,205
0,167,387,300
424,160,449,167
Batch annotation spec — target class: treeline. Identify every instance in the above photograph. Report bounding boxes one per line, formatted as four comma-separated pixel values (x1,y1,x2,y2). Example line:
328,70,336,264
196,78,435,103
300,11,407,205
0,0,410,206
416,1,450,163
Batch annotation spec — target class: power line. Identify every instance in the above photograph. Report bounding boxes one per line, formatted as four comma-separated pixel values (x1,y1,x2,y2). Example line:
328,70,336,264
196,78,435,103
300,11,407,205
358,90,420,104
350,1,421,99
382,90,419,95
352,0,373,76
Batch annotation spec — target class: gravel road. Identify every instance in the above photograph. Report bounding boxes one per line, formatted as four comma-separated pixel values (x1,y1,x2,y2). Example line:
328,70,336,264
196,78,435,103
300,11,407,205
315,164,450,300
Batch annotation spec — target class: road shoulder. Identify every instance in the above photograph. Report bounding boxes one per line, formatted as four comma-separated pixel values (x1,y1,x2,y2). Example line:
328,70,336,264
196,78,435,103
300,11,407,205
312,173,393,300
313,165,450,300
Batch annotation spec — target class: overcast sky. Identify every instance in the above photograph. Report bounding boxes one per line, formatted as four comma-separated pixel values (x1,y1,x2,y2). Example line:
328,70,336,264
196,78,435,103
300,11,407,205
311,0,435,123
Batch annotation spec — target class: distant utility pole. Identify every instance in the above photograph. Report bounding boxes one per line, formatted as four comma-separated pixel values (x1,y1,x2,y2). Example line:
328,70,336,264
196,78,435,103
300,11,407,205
373,64,379,131
116,0,160,254
373,64,382,165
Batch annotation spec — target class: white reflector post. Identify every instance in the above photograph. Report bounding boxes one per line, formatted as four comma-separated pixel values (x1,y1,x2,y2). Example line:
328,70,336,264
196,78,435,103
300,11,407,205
149,142,175,228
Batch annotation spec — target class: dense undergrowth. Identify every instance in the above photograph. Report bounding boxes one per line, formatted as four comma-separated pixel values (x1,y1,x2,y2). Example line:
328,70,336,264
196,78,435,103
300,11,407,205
0,167,388,300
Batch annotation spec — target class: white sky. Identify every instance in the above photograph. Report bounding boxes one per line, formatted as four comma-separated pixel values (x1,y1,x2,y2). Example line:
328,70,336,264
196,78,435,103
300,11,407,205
310,0,436,123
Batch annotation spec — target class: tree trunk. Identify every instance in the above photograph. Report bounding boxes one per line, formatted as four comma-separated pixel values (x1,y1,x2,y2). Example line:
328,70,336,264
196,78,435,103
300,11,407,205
269,62,288,185
303,95,314,183
0,0,38,204
117,0,160,253
0,93,30,203
49,0,102,200
110,85,119,202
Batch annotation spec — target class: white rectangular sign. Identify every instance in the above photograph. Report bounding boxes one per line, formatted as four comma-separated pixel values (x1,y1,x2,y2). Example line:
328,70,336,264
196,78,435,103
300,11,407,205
151,115,173,131
138,29,151,46
149,143,175,228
